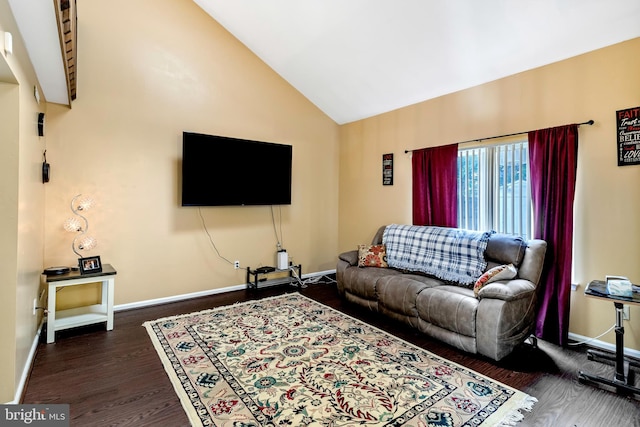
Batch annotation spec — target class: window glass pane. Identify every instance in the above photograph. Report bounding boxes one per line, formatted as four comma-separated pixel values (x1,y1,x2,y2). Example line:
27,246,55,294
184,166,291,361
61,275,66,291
457,148,482,230
458,142,531,240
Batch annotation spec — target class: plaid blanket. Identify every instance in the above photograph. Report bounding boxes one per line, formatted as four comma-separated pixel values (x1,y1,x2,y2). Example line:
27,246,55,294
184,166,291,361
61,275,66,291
382,224,492,285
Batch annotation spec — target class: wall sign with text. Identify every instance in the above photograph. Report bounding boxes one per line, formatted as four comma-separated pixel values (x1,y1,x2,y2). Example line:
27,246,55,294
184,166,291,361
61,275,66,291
617,106,640,166
382,153,393,185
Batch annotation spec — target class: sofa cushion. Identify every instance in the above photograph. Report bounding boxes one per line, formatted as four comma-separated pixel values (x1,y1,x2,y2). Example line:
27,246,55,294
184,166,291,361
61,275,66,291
473,264,518,297
396,273,444,289
377,276,428,318
485,233,527,267
416,287,478,338
341,266,401,301
358,244,388,268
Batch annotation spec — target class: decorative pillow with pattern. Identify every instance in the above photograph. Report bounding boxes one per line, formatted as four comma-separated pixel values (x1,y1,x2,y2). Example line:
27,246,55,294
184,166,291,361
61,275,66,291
473,264,517,298
358,244,388,268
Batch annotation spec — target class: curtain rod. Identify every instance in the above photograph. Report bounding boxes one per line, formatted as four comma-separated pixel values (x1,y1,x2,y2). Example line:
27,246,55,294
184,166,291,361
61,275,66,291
404,119,594,153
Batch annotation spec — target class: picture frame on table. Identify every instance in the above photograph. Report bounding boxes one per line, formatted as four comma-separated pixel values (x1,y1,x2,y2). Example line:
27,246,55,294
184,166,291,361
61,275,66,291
79,255,102,274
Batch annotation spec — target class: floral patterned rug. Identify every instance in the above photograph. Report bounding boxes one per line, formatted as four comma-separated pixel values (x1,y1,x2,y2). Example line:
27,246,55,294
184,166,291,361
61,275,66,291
143,293,536,426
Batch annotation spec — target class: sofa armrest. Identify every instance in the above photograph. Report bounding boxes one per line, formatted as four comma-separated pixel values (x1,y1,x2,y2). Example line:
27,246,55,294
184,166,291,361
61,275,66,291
477,279,535,302
338,250,358,267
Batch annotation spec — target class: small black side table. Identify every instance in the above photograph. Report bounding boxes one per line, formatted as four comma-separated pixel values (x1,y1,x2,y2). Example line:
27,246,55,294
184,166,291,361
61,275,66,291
578,280,640,395
246,264,302,290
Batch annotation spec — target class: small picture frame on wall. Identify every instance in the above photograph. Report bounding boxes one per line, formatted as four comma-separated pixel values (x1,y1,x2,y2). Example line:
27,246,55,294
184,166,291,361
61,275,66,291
383,153,393,185
79,256,102,274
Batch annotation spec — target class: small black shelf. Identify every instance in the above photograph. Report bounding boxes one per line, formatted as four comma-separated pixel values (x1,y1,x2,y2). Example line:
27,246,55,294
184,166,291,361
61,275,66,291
246,264,302,290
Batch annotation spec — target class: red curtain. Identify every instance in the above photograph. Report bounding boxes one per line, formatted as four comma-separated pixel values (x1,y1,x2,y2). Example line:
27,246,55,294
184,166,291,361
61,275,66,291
528,124,578,346
412,144,458,227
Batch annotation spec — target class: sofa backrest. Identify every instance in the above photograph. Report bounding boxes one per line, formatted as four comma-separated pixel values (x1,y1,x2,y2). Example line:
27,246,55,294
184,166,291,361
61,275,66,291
373,225,547,286
371,226,386,245
517,239,547,285
484,233,527,269
484,232,547,284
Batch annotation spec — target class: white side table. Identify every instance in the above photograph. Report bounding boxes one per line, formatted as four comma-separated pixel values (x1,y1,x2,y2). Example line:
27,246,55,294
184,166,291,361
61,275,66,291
44,264,117,343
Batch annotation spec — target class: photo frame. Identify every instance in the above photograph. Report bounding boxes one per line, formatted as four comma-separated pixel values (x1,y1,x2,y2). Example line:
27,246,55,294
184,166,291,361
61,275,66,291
617,106,640,166
382,153,393,185
79,255,102,274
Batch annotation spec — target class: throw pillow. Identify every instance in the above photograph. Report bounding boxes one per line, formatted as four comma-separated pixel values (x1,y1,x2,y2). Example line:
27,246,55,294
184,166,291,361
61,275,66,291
357,244,388,268
473,264,517,298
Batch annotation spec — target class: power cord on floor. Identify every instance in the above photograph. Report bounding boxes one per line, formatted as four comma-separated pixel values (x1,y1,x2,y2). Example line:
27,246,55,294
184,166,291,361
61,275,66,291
288,267,337,288
567,323,616,346
304,275,337,285
289,266,306,288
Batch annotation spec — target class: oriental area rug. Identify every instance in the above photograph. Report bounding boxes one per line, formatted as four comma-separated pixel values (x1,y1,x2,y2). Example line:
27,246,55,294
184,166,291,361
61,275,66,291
143,293,536,426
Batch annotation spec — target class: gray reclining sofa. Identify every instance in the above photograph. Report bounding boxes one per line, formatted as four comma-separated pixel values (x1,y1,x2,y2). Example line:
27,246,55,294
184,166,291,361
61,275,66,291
337,225,547,361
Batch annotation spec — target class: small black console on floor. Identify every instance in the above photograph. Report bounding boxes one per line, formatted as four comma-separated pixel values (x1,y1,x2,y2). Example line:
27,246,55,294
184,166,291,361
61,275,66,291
246,264,302,290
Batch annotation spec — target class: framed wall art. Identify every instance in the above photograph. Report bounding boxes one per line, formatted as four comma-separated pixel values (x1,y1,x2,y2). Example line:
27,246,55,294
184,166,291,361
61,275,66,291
617,106,640,166
383,153,393,185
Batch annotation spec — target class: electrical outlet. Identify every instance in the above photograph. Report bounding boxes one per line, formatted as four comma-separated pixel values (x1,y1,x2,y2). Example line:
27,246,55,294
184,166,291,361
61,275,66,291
33,298,37,316
234,260,240,269
623,305,630,321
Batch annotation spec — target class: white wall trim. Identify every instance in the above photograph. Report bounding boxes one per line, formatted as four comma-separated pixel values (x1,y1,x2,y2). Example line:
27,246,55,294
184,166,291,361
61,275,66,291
8,321,44,404
568,331,640,360
115,284,247,312
114,269,336,312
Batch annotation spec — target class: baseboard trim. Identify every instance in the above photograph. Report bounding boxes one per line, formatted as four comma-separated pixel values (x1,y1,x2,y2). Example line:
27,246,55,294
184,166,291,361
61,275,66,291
114,269,336,312
9,320,44,404
568,331,640,360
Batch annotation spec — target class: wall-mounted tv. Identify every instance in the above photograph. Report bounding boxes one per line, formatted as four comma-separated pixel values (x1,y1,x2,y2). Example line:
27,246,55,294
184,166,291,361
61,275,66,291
181,132,292,206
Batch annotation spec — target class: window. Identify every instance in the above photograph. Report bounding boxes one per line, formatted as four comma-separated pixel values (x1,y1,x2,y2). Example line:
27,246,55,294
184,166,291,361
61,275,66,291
457,141,532,240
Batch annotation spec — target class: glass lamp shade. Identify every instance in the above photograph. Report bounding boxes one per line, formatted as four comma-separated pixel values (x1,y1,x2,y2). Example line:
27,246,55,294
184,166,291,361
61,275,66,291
77,236,97,251
76,196,93,211
63,217,83,232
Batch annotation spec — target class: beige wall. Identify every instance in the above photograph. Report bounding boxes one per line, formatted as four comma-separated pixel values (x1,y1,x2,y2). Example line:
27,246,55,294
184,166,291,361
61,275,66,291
339,38,640,351
0,0,47,403
43,0,339,306
0,74,20,404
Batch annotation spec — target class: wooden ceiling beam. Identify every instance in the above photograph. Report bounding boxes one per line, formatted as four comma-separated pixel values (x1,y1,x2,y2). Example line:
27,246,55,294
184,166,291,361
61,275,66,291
55,0,77,104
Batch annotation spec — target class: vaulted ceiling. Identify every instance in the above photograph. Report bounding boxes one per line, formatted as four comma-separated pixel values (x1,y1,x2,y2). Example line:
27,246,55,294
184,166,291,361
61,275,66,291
9,0,640,124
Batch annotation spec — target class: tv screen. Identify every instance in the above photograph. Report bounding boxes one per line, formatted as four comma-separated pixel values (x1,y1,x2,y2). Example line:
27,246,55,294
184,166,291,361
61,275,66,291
181,132,292,206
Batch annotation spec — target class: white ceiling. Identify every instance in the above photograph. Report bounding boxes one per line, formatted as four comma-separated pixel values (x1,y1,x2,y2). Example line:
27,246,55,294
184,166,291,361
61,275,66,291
8,1,640,123
195,0,640,124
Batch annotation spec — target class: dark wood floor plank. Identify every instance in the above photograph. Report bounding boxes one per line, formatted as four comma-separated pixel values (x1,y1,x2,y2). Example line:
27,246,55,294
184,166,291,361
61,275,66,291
22,279,640,426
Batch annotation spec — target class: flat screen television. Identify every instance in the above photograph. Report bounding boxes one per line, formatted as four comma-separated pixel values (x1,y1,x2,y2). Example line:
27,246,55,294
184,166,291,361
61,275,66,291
181,132,292,206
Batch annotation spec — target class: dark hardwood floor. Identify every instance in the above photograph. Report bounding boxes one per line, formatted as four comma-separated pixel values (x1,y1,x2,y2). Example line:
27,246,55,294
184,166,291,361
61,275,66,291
23,277,640,426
